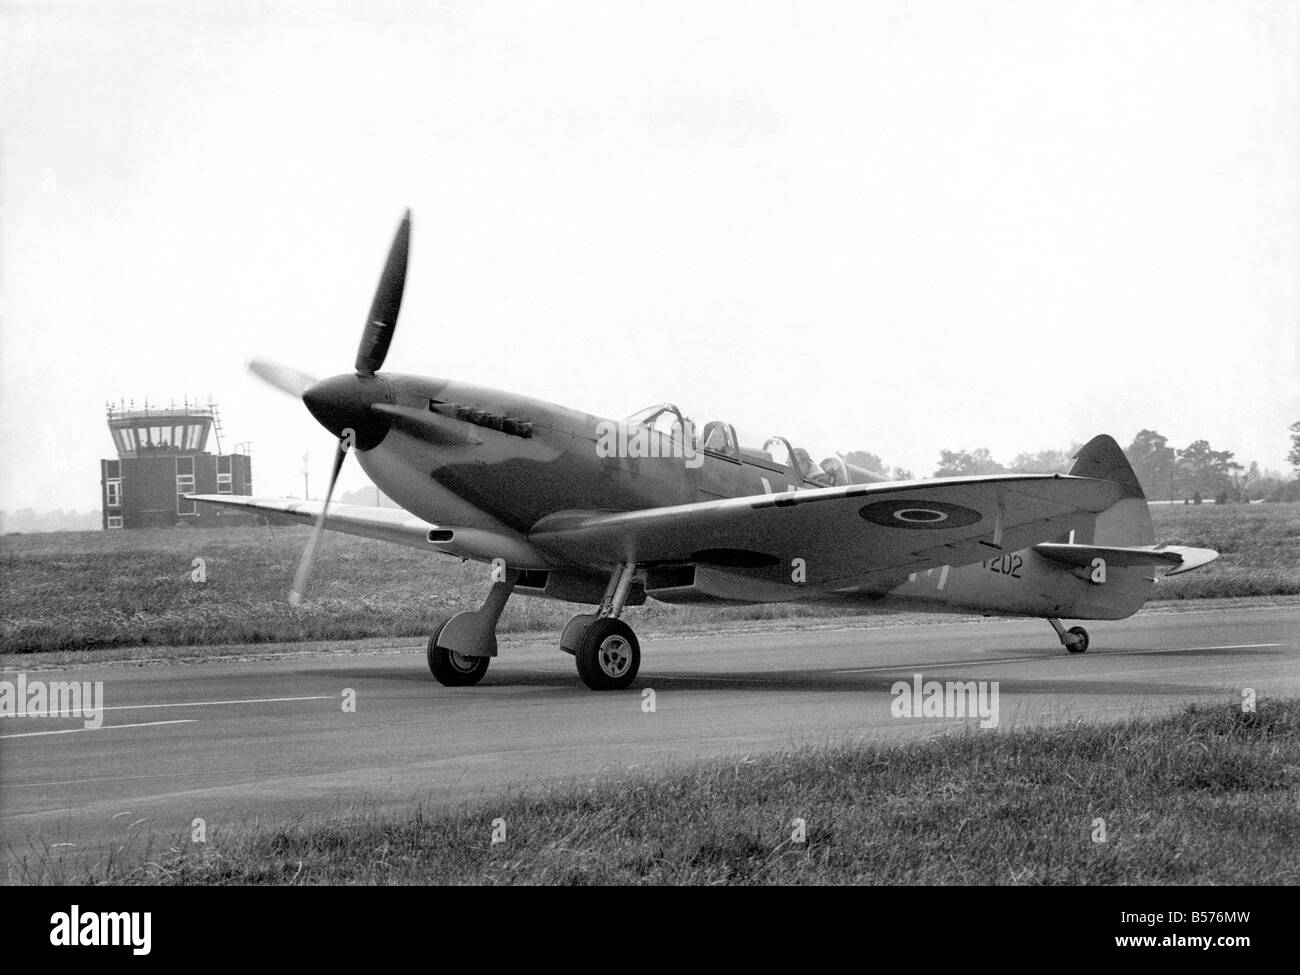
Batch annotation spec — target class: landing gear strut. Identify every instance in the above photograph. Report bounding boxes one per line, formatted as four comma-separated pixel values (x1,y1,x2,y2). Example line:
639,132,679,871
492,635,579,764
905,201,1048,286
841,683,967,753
427,570,518,687
561,562,641,690
1048,617,1089,654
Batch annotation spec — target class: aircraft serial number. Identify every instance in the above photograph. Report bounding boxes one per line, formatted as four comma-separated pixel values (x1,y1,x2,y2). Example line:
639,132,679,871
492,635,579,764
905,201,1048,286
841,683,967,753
982,553,1023,578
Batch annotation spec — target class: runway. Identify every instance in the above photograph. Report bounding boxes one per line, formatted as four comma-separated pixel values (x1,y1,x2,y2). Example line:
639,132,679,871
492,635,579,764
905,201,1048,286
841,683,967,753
2,602,1297,855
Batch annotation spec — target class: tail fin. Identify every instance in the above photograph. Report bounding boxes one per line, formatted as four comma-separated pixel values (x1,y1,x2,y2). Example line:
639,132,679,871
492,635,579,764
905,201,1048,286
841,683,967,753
1028,435,1215,620
1068,435,1155,545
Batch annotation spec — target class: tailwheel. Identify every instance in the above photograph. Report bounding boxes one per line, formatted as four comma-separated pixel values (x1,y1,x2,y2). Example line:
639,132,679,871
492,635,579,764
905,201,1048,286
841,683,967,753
427,618,490,686
1048,617,1091,654
574,618,640,691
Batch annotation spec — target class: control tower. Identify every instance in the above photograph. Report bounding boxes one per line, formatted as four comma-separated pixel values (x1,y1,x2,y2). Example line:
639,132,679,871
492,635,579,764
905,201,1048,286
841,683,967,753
100,398,256,529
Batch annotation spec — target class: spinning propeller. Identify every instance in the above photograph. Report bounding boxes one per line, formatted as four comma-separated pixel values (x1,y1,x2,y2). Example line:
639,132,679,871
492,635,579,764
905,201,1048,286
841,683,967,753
248,209,411,605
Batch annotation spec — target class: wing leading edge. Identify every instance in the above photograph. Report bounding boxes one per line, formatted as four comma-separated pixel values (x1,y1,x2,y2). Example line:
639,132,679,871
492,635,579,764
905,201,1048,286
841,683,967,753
190,495,439,549
189,494,552,567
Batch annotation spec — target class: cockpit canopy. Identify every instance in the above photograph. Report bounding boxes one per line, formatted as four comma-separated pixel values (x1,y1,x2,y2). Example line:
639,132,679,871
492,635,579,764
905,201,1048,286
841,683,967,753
622,403,885,487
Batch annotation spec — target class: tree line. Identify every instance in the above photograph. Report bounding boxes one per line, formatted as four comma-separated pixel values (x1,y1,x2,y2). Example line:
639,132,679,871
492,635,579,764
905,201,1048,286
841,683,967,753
845,422,1300,504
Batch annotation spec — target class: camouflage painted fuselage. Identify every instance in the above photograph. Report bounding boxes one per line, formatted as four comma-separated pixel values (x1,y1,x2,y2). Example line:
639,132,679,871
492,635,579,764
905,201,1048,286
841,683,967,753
340,375,1154,621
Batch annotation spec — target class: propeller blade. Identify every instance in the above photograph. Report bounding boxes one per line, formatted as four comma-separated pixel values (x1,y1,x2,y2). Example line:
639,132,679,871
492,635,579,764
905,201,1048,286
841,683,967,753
355,209,411,377
288,439,349,607
249,359,317,399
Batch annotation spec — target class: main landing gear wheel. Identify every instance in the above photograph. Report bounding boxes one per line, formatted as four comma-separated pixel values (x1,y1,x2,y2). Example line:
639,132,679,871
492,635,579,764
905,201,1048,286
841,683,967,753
575,618,640,691
427,618,490,687
1065,626,1090,654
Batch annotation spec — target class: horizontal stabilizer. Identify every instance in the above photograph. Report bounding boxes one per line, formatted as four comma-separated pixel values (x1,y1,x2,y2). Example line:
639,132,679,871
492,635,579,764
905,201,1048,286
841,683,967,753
1034,542,1219,576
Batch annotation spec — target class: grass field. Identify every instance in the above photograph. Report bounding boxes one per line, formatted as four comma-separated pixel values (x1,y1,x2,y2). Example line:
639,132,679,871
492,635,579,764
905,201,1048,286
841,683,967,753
9,698,1297,885
1149,502,1300,599
1,502,1296,654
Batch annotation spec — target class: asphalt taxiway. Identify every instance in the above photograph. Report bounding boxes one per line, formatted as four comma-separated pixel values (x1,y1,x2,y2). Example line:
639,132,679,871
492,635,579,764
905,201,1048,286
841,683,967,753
2,603,1296,854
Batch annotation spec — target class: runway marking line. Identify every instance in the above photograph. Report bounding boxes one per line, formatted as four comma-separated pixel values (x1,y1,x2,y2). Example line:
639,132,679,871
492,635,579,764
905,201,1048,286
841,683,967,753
831,643,1285,675
0,719,197,740
0,694,339,720
7,767,270,789
1150,643,1284,652
93,694,336,714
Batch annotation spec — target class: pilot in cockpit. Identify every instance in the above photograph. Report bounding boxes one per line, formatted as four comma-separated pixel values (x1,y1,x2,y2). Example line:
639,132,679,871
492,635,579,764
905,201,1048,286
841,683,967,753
793,447,833,486
702,423,730,453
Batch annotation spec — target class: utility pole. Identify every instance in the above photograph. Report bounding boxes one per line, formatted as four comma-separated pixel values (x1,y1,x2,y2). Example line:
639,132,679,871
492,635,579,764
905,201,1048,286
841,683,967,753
302,452,310,500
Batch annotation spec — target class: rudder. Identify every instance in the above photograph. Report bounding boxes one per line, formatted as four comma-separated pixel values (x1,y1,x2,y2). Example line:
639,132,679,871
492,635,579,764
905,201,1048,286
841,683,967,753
1068,435,1155,545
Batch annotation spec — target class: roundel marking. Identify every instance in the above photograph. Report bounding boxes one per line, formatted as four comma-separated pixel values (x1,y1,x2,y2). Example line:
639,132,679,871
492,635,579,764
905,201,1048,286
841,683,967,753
858,499,983,530
894,508,947,523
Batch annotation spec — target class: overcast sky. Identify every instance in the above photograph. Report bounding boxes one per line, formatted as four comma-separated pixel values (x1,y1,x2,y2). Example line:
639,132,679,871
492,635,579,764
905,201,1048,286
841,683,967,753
2,0,1297,511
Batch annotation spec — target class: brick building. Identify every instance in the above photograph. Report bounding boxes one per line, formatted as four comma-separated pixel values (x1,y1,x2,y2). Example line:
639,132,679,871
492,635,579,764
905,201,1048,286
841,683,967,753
100,399,256,529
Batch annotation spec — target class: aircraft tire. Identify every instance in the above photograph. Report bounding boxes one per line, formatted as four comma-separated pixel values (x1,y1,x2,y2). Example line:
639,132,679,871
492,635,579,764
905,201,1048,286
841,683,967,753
427,617,490,686
1065,626,1090,653
575,618,640,691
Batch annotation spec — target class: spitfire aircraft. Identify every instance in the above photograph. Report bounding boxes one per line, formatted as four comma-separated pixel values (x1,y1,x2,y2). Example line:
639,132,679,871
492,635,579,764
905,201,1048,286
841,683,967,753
195,211,1219,691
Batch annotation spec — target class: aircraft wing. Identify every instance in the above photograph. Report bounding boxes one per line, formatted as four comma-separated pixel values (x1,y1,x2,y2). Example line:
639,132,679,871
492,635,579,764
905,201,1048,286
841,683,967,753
190,495,438,550
528,474,1125,588
190,495,553,566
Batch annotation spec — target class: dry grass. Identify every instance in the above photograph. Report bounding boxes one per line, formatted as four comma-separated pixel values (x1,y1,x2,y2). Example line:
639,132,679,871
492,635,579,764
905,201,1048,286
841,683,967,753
2,502,1296,654
1150,502,1300,599
10,699,1297,885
